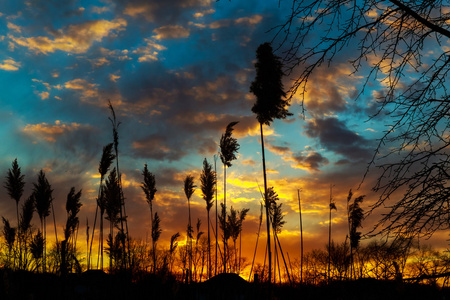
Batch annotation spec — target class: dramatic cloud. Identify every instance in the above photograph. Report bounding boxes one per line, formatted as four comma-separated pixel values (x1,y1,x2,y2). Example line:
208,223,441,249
121,0,211,24
300,64,359,116
153,25,190,40
289,151,329,171
64,79,98,99
9,19,127,54
0,0,429,269
209,15,263,29
266,143,329,172
133,38,167,62
132,134,188,161
23,120,83,143
304,117,373,161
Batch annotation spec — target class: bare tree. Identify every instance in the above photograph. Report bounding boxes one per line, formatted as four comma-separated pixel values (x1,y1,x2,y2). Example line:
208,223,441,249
274,0,450,240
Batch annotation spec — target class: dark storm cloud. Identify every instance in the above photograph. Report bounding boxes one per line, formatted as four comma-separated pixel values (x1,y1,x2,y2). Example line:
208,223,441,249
17,0,82,26
132,134,188,161
291,151,329,172
304,117,373,161
296,64,355,117
130,114,257,162
115,59,253,119
268,145,290,155
20,120,104,166
109,51,259,163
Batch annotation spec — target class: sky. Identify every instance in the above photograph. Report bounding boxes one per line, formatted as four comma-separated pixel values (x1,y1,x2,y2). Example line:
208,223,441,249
0,0,447,270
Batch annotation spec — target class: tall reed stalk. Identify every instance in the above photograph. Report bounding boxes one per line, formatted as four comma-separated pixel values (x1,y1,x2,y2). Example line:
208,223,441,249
219,121,239,273
184,175,196,282
141,164,157,273
108,101,130,269
4,159,25,269
250,42,291,283
89,143,115,270
33,170,53,273
200,158,216,278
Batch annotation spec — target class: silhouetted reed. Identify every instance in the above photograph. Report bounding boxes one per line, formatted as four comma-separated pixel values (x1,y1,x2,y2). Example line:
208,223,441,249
250,42,291,284
183,174,196,282
219,121,239,273
200,158,216,278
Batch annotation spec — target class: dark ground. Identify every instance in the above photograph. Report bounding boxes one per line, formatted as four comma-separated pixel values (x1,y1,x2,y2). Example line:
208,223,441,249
0,269,449,300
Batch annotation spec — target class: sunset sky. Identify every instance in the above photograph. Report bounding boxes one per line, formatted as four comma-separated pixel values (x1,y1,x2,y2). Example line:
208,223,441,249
0,0,446,268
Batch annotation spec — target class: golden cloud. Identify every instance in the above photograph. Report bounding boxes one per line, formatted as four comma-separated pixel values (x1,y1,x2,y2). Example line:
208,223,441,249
109,74,120,82
89,57,110,67
208,14,262,29
124,2,157,20
133,38,167,62
23,120,82,142
291,63,361,116
153,25,190,40
193,9,215,18
235,15,263,26
0,58,21,71
38,91,50,100
92,6,110,14
7,22,22,33
9,19,126,54
174,111,220,125
64,78,98,98
209,19,232,29
124,1,211,21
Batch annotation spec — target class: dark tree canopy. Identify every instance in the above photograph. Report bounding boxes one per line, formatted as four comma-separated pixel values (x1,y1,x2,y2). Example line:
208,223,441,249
274,0,450,239
250,42,292,126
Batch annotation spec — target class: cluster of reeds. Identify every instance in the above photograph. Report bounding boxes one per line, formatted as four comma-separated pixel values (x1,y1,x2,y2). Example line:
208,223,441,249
2,158,83,273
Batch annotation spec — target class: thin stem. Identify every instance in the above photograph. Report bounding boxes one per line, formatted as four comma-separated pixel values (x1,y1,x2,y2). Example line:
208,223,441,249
260,122,272,284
